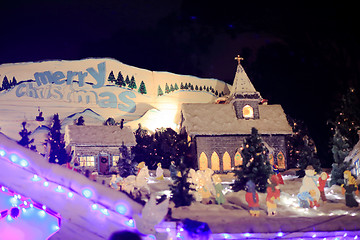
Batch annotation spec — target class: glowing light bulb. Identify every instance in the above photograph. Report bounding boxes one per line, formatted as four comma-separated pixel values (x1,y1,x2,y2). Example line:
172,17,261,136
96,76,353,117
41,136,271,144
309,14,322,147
82,189,93,199
0,149,6,156
19,159,29,167
44,181,49,187
68,192,74,198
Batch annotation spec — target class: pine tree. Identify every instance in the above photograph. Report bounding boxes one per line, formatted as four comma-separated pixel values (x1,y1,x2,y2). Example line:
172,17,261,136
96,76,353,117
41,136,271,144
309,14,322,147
129,76,137,89
329,88,360,185
116,71,126,87
165,83,170,93
232,128,272,193
138,81,147,94
184,83,188,89
75,116,85,125
170,160,195,207
117,143,136,178
180,82,184,89
287,116,321,175
174,83,179,91
170,84,175,92
11,77,17,87
17,121,34,148
2,76,10,90
157,85,164,96
108,71,116,83
125,75,130,86
48,114,69,165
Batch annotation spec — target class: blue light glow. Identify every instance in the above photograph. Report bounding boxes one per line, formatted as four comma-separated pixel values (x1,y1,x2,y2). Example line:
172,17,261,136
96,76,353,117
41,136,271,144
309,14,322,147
38,210,46,218
243,233,251,237
55,186,64,193
125,219,134,228
91,204,98,210
115,204,127,215
31,175,41,182
0,149,6,156
222,233,232,239
82,189,93,199
43,182,49,187
10,154,18,162
19,159,29,167
277,232,284,237
67,192,74,198
100,208,109,216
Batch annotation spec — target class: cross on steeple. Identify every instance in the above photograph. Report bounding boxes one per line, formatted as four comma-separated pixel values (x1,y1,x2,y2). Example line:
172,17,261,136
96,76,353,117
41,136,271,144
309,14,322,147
235,55,244,65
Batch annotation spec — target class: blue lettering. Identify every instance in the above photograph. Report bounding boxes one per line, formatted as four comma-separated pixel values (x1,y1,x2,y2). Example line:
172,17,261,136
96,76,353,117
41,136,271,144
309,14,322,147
51,86,63,100
77,71,88,87
118,91,136,113
34,72,48,86
53,71,65,85
86,62,105,89
15,83,26,97
98,92,117,108
26,83,39,98
66,71,77,85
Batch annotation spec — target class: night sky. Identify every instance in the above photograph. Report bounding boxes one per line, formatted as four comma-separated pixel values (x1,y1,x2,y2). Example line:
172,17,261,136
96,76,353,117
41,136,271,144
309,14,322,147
1,0,360,166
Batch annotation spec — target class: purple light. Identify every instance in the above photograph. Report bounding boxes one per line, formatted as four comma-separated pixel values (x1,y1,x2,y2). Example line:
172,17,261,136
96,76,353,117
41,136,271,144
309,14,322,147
0,149,6,156
10,207,20,219
10,154,18,162
19,159,29,167
115,204,128,215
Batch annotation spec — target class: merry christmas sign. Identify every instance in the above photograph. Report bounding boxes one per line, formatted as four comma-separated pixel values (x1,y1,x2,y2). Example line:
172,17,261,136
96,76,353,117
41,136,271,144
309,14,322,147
0,58,230,147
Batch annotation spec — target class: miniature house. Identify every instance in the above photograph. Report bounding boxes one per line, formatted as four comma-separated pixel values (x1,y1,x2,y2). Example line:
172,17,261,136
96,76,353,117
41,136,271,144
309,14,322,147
180,58,293,172
64,125,136,174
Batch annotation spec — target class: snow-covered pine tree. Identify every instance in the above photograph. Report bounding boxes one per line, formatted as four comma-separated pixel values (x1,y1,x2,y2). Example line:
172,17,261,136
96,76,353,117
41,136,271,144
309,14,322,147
232,128,272,193
125,75,130,86
48,114,69,165
169,159,194,207
17,121,34,149
165,83,170,93
2,76,10,90
117,143,136,178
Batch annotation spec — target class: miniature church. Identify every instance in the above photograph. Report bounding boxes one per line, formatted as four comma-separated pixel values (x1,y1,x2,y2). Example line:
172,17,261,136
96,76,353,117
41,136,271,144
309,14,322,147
180,56,293,172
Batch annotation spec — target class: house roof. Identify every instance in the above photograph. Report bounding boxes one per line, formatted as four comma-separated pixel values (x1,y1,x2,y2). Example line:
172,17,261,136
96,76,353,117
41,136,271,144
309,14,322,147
181,103,293,136
65,125,136,147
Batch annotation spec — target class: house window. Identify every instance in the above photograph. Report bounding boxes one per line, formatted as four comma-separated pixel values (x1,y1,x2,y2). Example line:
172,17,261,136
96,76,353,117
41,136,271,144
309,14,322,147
199,152,208,170
355,159,360,177
223,152,232,171
79,156,95,167
112,156,120,166
211,152,220,171
234,151,242,166
242,105,254,118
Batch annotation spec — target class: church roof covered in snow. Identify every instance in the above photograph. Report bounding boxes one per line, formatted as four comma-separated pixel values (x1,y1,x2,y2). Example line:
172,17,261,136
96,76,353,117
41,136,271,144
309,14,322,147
65,125,136,147
181,103,293,136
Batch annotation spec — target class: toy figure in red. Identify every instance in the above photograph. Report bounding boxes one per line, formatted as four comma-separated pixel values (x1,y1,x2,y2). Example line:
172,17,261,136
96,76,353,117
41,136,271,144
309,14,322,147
318,172,328,203
266,174,281,216
272,164,284,184
245,180,260,217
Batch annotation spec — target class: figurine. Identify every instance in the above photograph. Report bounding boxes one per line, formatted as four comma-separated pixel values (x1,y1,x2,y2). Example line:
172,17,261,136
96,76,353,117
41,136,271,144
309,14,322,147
212,174,225,205
297,191,313,208
266,174,281,216
109,174,120,190
155,163,164,180
169,161,178,180
299,165,320,207
245,180,260,217
272,164,284,184
318,172,328,203
341,170,359,207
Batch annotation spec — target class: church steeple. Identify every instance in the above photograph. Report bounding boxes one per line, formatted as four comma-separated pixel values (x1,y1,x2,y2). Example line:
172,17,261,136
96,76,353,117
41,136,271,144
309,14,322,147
230,55,261,119
230,55,258,96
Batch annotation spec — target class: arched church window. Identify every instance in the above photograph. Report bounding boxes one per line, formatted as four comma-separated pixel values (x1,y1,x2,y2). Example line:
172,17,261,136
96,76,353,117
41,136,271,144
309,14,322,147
211,152,220,171
234,151,243,167
242,105,254,118
223,152,231,171
199,152,208,170
277,151,286,169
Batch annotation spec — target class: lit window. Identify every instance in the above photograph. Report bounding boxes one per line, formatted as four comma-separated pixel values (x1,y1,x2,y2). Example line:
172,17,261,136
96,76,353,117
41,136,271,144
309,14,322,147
242,105,254,118
112,156,120,166
79,156,95,167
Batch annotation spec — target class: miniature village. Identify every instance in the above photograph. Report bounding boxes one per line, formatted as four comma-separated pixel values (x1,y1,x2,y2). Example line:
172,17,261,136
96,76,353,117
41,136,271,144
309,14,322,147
1,57,360,240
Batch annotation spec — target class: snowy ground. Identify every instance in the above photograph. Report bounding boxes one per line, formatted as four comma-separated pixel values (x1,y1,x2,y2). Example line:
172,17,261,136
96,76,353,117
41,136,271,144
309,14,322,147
2,130,360,240
96,170,360,239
